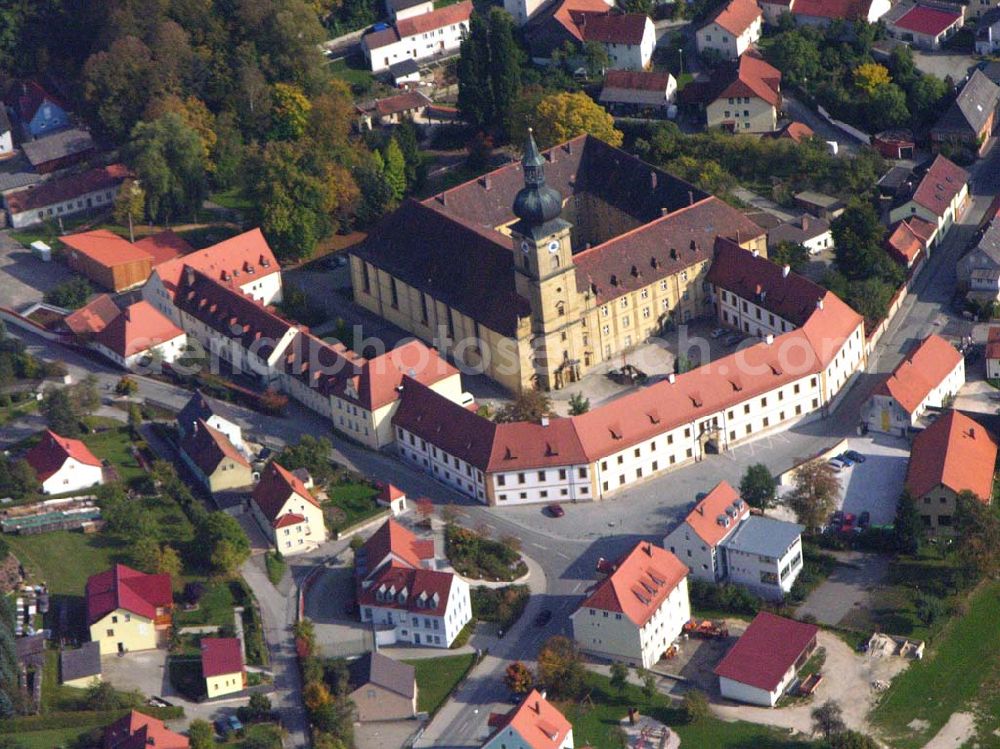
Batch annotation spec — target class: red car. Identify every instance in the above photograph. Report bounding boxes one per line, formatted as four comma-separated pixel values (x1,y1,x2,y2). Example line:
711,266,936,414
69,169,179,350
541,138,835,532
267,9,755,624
840,513,856,534
547,503,565,518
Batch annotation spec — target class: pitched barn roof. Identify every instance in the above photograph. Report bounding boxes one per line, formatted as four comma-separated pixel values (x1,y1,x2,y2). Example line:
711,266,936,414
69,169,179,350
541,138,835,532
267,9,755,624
153,227,279,299
94,301,184,359
252,461,321,524
906,410,998,501
678,481,749,547
5,164,130,215
64,294,121,335
714,612,818,691
103,710,189,749
179,419,250,477
348,652,416,700
704,0,762,36
356,517,436,580
909,155,968,218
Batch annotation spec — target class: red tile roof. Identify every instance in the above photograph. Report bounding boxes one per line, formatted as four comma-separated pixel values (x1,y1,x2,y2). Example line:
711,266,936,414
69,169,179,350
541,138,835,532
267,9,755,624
103,710,189,749
64,294,121,335
274,513,306,528
884,220,926,266
579,12,649,45
546,0,614,43
603,69,675,92
875,334,962,415
252,461,321,525
60,229,188,270
792,0,872,21
397,0,471,36
717,53,781,107
910,155,969,218
906,410,997,502
24,429,101,482
94,301,184,359
357,518,436,580
491,690,573,749
357,563,454,615
379,483,406,502
86,564,172,626
200,637,244,678
892,5,961,36
774,121,814,143
373,91,432,118
714,612,818,691
153,227,279,299
6,164,130,215
578,542,688,627
706,0,762,36
133,230,194,266
179,419,250,477
681,481,749,547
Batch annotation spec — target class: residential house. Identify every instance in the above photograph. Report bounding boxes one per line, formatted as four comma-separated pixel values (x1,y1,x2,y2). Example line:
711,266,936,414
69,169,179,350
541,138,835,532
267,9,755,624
5,81,71,138
361,1,472,73
767,214,832,255
862,334,964,435
356,91,434,129
387,0,434,22
769,121,814,144
347,652,418,721
888,155,969,244
884,2,964,50
86,564,172,655
21,127,96,174
873,129,916,160
201,637,246,698
177,390,247,454
178,419,254,494
705,53,782,132
482,689,574,749
525,0,654,70
599,70,677,115
355,517,436,581
378,483,409,516
59,641,101,688
714,612,818,706
103,710,189,749
906,410,997,532
788,0,892,26
663,481,749,582
389,59,422,87
0,106,13,158
987,326,1000,379
24,430,103,495
61,228,191,293
571,541,690,669
250,461,327,556
884,217,936,268
696,0,763,61
976,6,1000,52
91,301,188,371
64,295,122,337
4,163,130,229
931,69,1000,157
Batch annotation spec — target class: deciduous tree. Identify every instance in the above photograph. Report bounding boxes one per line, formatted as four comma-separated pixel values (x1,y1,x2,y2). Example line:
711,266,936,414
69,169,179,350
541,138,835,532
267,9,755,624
533,92,622,148
127,112,207,223
270,82,312,141
740,463,776,512
681,689,710,723
812,700,846,739
537,636,585,699
787,459,840,533
504,661,534,694
610,661,629,695
495,390,553,423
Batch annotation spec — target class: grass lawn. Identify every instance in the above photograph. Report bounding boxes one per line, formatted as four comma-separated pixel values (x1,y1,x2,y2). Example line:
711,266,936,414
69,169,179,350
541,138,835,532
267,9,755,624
209,188,254,212
870,581,1000,748
15,724,105,749
265,551,287,586
7,530,126,597
404,653,475,716
565,672,816,749
82,425,147,486
173,580,238,628
327,56,375,88
0,395,38,426
323,482,382,532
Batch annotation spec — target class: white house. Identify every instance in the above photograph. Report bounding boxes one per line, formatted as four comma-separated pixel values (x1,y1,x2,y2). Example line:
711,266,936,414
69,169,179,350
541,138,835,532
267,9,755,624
481,690,575,749
571,542,690,669
664,481,749,582
696,0,763,60
0,107,13,159
24,430,104,495
4,164,129,229
250,462,327,556
599,70,677,115
386,0,434,22
582,13,656,71
359,566,472,647
863,334,965,435
177,390,247,454
719,516,804,599
715,612,818,706
988,327,1000,380
884,2,964,51
767,214,832,256
888,155,969,245
361,1,472,73
90,301,187,371
378,483,409,516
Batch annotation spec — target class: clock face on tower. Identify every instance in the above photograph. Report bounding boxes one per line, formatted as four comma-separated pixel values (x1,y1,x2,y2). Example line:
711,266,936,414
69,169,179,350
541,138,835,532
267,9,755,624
548,240,560,253
520,241,531,253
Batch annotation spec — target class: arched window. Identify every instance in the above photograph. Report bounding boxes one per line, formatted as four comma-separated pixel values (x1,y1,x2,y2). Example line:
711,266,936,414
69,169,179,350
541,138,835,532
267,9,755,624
550,254,560,270
556,302,566,317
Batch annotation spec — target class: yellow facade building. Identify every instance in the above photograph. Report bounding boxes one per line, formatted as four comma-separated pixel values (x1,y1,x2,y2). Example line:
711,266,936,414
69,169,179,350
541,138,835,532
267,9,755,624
201,637,246,698
86,564,173,656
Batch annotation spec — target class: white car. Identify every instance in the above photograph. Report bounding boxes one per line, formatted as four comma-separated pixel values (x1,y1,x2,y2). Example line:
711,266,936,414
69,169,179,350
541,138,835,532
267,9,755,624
711,328,726,339
827,457,847,472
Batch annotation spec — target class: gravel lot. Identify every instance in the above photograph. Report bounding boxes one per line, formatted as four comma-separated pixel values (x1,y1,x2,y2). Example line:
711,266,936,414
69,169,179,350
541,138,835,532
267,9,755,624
0,230,74,310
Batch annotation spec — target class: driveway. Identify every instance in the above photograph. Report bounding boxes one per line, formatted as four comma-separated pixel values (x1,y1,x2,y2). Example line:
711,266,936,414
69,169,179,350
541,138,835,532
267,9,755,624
796,551,891,628
911,50,976,83
837,435,909,526
783,94,860,154
0,230,74,310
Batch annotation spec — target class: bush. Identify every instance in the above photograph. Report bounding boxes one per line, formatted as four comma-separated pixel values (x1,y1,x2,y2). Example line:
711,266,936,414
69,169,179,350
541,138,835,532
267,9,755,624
445,525,527,581
451,620,475,649
471,585,530,631
689,580,762,616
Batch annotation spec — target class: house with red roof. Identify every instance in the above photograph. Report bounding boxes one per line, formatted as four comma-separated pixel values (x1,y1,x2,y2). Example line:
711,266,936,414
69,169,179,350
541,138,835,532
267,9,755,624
355,517,436,580
178,419,253,494
86,564,173,655
884,2,964,50
884,217,936,269
91,301,187,370
571,541,690,668
482,689,574,749
24,429,103,495
705,53,782,132
863,334,964,435
4,164,130,229
103,710,189,749
201,637,246,698
789,0,891,26
987,326,1000,380
906,410,997,533
61,229,192,292
599,70,677,115
64,295,123,337
525,0,654,70
250,461,327,555
696,0,762,61
889,155,969,246
361,1,472,72
715,611,818,706
378,483,408,515
663,481,749,581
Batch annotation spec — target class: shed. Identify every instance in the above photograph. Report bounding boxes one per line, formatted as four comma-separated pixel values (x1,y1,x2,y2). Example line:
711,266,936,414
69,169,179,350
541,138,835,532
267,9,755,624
30,240,51,262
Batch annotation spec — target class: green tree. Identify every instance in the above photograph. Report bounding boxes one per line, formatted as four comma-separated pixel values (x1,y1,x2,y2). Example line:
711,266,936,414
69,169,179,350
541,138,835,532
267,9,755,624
915,593,945,626
456,8,522,139
197,512,251,574
113,179,146,228
131,536,162,573
86,680,122,711
127,112,207,223
568,392,590,415
188,719,214,749
41,387,81,437
487,7,522,139
456,11,493,131
495,390,553,423
533,92,622,148
893,491,922,554
681,689,710,723
0,457,39,500
770,241,810,273
382,139,407,201
83,36,155,141
583,40,610,77
537,636,585,699
270,82,312,141
740,463,776,512
158,545,183,577
609,661,629,695
853,63,890,95
278,435,334,484
787,459,840,533
829,730,880,749
44,277,94,310
639,668,657,700
812,700,846,739
954,490,1000,581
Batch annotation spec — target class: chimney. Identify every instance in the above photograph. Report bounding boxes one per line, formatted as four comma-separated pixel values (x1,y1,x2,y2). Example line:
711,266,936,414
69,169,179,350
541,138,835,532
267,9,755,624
480,175,491,190
185,266,195,286
541,416,550,427
436,193,446,206
661,207,670,217
969,427,976,438
688,190,694,205
644,542,652,556
123,306,131,322
801,215,810,231
816,298,824,310
782,264,790,278
651,171,657,190
696,504,704,516
667,373,676,384
752,249,759,258
765,333,774,345
534,700,541,714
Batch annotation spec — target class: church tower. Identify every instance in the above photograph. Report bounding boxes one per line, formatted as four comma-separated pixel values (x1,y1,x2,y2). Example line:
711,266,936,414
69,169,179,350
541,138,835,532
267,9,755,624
510,130,584,391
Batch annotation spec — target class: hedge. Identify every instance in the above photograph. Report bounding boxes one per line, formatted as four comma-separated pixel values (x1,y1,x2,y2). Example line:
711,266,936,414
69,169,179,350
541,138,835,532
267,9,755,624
0,705,184,733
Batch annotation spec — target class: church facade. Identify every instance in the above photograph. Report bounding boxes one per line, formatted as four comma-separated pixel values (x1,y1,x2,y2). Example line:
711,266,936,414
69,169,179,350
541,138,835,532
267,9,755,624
351,134,767,393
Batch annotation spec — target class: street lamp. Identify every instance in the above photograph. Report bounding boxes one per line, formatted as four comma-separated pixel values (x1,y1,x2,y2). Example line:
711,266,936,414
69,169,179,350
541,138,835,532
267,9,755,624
678,47,684,77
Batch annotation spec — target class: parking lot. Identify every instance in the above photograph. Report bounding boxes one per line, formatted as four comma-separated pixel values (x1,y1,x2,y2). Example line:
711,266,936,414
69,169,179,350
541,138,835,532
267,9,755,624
0,230,74,310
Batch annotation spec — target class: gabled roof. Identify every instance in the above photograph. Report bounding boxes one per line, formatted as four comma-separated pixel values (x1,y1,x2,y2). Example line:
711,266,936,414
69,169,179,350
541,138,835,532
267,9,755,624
365,1,471,49
771,121,814,143
22,128,95,167
874,334,962,414
5,80,68,123
906,410,997,501
890,4,962,36
133,230,194,266
64,294,121,335
602,69,675,92
721,515,803,558
934,69,1000,137
94,301,184,358
177,390,244,432
909,155,969,218
179,419,250,477
5,164,130,215
274,513,306,528
357,563,455,615
884,220,927,265
86,564,172,626
716,53,781,107
704,0,762,36
489,689,573,749
578,12,650,46
24,429,101,482
714,612,818,691
348,652,416,700
677,481,748,547
200,637,244,678
792,0,874,21
153,227,279,300
252,461,321,524
768,214,830,246
578,542,688,627
356,517,436,580
103,710,189,749
60,641,101,683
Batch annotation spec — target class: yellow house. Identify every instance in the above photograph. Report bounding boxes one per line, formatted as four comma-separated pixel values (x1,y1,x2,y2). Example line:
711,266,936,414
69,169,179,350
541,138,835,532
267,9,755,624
201,637,246,698
60,641,102,688
706,54,782,133
86,564,173,656
178,418,254,494
250,462,327,555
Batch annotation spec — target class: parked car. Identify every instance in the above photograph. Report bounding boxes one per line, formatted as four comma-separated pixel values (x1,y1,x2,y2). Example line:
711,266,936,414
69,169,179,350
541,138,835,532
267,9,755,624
831,510,845,526
215,719,231,737
842,450,866,464
837,453,854,467
840,513,857,534
858,511,871,529
711,327,726,339
534,609,553,627
724,333,742,347
546,503,565,518
827,458,846,471
227,715,244,733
